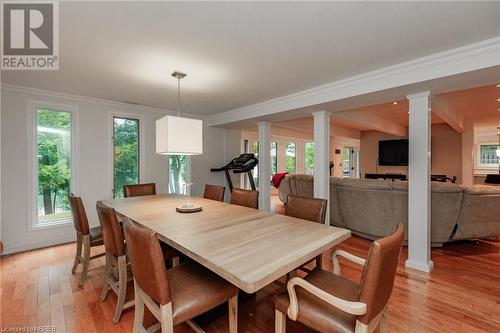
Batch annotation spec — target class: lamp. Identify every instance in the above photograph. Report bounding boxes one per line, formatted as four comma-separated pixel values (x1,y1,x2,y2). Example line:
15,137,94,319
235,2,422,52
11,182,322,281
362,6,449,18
156,71,203,212
156,72,203,155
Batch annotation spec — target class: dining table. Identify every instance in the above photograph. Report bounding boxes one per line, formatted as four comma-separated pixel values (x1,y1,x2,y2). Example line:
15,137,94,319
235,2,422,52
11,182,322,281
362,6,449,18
99,193,351,294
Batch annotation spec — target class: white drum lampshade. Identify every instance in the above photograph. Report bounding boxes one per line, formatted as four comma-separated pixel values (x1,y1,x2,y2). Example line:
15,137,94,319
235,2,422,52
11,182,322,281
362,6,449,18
156,115,203,155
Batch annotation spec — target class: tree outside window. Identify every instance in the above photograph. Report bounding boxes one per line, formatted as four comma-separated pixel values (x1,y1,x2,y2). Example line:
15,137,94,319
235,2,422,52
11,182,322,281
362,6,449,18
286,143,296,173
113,117,139,198
169,155,188,194
37,109,72,223
271,142,277,175
305,142,315,175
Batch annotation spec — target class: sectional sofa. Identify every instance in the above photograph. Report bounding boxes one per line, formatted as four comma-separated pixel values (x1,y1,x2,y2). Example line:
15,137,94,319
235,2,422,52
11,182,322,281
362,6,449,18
278,174,500,246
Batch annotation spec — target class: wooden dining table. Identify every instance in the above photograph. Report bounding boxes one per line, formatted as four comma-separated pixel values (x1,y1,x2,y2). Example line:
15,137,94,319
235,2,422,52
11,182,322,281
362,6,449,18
99,194,351,294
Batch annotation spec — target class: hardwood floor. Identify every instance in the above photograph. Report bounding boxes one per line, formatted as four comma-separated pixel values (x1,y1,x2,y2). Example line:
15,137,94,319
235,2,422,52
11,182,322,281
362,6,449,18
1,236,499,332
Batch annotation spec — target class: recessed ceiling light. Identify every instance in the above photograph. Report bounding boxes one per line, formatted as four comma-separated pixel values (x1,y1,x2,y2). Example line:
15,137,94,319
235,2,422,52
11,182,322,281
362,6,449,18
392,101,399,105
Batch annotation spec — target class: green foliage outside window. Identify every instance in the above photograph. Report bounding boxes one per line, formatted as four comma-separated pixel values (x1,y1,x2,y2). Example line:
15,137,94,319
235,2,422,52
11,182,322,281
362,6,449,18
286,143,296,173
305,142,314,175
271,142,277,175
169,155,187,194
114,117,139,198
37,109,71,222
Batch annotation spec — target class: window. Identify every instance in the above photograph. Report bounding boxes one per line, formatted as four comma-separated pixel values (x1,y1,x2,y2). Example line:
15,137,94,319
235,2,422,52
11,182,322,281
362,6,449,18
271,142,277,175
305,142,315,175
113,117,140,198
286,143,296,173
253,141,259,187
479,144,499,165
35,108,73,226
169,156,188,194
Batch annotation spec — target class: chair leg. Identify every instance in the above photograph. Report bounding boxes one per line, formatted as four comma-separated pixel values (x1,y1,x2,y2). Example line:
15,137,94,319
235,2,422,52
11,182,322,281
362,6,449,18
159,303,174,333
315,254,323,270
71,233,82,273
100,253,112,301
228,295,238,333
78,235,91,286
275,309,286,333
132,280,145,333
112,255,128,324
172,256,180,267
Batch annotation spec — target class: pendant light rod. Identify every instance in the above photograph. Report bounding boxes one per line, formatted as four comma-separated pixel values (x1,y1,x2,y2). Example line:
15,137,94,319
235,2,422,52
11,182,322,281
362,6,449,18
171,71,187,117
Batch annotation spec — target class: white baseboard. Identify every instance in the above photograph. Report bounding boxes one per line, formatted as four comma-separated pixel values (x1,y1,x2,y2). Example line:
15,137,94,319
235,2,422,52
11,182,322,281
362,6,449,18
1,235,76,255
405,259,434,273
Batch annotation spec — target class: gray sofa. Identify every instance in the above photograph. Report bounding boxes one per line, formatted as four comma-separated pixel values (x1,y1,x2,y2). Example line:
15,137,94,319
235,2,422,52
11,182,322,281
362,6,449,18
278,174,500,246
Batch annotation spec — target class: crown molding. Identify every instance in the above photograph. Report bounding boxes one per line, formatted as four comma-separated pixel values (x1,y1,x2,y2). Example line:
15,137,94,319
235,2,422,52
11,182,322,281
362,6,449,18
207,36,500,127
1,83,207,120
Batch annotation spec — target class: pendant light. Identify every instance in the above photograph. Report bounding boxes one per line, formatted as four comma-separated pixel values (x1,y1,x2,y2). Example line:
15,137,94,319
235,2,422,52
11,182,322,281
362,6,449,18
156,71,203,155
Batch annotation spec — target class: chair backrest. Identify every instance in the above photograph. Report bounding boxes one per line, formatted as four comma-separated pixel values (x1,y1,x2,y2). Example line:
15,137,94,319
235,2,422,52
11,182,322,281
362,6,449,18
123,183,156,198
286,195,327,224
357,224,404,324
96,203,125,257
69,194,90,235
230,188,259,209
124,223,171,306
203,184,225,202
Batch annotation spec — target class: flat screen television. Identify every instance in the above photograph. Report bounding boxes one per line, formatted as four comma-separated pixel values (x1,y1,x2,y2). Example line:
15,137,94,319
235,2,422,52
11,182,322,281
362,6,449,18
378,139,408,166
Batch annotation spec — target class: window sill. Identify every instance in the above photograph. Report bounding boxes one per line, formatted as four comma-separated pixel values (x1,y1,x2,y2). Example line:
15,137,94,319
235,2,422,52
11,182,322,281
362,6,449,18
29,219,73,232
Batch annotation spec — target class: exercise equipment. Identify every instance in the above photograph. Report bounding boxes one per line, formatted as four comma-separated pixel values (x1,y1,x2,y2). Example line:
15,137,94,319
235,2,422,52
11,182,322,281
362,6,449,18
211,154,259,191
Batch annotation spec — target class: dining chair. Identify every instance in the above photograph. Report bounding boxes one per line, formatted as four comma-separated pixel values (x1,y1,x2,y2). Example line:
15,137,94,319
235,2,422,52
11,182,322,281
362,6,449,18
123,182,179,266
230,188,259,209
123,183,156,198
69,194,105,287
123,222,239,333
275,224,404,333
286,195,327,272
203,184,226,202
96,203,134,324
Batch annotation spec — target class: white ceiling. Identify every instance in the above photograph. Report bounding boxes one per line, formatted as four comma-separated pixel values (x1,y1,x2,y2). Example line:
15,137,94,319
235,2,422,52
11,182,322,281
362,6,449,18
2,1,500,115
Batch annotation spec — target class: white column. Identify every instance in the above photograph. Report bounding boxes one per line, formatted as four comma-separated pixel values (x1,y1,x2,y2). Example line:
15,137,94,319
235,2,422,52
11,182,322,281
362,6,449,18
405,92,433,272
313,111,330,224
461,119,474,186
258,121,271,211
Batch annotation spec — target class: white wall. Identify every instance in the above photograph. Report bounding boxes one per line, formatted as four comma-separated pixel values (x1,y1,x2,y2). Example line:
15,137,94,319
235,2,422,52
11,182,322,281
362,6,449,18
1,85,232,254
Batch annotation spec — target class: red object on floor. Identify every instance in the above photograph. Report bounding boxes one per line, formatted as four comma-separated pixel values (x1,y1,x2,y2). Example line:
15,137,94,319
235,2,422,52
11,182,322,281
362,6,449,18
272,172,288,188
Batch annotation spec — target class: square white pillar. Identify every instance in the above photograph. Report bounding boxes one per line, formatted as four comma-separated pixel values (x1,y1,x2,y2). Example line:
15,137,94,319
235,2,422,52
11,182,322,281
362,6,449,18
405,91,433,272
313,111,330,224
258,121,271,211
461,120,474,187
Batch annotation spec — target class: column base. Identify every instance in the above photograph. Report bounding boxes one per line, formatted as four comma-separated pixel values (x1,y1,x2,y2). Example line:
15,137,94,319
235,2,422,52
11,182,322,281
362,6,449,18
405,259,434,272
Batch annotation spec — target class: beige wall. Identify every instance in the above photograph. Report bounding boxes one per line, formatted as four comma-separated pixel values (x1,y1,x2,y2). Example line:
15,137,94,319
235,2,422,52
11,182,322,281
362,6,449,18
359,123,462,183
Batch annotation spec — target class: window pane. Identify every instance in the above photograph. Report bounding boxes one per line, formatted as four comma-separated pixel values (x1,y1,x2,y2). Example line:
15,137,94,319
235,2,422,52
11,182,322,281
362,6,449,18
37,108,72,224
169,155,188,193
305,142,315,175
271,142,277,174
480,145,499,165
114,117,140,198
286,143,296,173
253,141,259,187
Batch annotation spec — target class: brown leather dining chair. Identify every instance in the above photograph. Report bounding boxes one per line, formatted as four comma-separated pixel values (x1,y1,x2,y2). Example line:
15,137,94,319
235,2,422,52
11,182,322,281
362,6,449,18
123,222,239,333
203,184,226,202
275,224,404,333
123,183,156,198
69,194,105,286
230,188,259,209
123,182,180,266
286,195,327,272
96,203,134,324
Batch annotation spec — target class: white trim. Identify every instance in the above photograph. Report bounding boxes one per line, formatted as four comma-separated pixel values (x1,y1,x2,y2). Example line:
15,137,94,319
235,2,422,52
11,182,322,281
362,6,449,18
207,37,500,126
109,112,146,197
26,100,80,232
1,235,76,256
2,83,207,119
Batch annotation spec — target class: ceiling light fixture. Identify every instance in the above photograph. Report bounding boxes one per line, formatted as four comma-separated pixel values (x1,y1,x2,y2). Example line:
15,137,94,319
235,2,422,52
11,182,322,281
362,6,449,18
156,71,203,156
392,101,399,105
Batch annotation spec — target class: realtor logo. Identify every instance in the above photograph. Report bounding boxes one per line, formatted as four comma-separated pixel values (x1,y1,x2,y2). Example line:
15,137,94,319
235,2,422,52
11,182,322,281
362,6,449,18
1,1,59,70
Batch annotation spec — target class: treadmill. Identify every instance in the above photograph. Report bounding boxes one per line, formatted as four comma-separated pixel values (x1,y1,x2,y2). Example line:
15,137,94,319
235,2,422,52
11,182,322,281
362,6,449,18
211,153,259,191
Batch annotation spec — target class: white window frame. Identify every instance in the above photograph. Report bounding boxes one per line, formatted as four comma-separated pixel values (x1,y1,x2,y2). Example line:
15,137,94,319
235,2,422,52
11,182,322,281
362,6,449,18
27,100,79,231
475,142,500,173
109,112,145,197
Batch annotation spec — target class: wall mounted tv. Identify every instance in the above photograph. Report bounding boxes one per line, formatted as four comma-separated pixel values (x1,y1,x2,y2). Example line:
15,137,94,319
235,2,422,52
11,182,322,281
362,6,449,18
378,139,409,166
